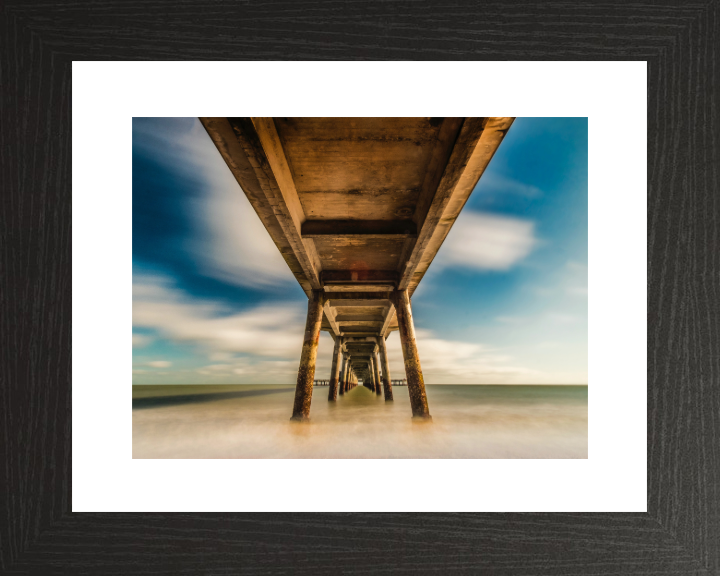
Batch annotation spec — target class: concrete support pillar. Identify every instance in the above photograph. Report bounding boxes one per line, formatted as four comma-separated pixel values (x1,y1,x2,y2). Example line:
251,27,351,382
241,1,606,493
372,352,382,395
378,336,394,401
393,289,431,420
328,337,342,401
291,290,324,421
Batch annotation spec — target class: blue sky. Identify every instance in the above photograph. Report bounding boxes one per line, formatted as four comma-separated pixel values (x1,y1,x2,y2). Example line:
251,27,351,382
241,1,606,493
132,117,587,385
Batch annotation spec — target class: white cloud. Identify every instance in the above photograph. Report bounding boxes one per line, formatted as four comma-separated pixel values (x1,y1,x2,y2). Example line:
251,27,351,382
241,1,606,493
147,360,172,368
478,172,542,198
131,275,343,384
436,211,537,271
384,329,539,385
132,275,576,385
134,118,292,288
133,274,306,359
132,333,151,348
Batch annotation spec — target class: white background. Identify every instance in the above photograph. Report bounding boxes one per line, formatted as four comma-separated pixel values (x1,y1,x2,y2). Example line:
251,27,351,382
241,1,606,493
73,62,647,512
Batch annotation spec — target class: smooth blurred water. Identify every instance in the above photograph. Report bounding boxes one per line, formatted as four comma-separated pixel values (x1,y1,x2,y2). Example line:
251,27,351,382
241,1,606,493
132,384,587,459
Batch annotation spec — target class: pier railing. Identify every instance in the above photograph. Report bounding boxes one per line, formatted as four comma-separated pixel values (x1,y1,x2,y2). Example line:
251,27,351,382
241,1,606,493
314,379,406,386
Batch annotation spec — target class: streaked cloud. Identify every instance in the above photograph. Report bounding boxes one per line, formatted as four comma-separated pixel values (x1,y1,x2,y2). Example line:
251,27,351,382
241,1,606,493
132,333,152,348
385,329,539,385
437,211,537,271
133,118,293,288
132,274,306,358
147,360,172,368
478,172,542,198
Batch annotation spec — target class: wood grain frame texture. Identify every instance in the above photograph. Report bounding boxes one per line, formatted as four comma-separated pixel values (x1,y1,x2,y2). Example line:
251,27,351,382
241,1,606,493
1,2,718,574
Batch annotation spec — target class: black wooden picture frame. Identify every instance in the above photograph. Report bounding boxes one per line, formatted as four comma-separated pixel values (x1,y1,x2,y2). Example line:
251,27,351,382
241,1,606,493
2,2,718,574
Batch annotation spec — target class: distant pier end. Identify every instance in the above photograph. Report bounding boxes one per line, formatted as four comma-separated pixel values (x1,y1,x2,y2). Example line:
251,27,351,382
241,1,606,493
199,117,514,421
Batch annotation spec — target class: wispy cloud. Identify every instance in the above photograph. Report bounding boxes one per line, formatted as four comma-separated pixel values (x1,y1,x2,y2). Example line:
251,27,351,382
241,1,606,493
132,333,152,348
478,172,542,198
385,329,539,384
436,211,537,271
146,360,172,368
132,274,306,358
133,118,293,288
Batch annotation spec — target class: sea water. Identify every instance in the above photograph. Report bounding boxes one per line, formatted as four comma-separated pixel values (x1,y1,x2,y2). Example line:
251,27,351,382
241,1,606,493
132,384,587,459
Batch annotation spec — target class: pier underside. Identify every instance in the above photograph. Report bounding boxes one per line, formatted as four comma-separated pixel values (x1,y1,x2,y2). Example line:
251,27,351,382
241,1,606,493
200,117,513,420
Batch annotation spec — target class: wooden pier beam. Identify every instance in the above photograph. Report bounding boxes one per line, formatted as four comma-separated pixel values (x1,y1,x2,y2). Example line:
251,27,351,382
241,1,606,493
393,289,431,420
328,337,342,401
378,336,394,401
372,353,382,396
291,290,325,421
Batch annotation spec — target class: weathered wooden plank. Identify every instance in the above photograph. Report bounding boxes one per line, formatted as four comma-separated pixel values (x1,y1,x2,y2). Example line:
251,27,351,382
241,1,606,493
323,285,396,292
302,219,417,237
251,118,307,234
322,301,341,336
326,292,393,301
413,117,465,231
340,332,386,337
228,117,322,290
326,300,391,308
199,117,315,295
398,117,515,293
312,236,405,271
379,304,396,338
274,118,442,220
335,315,385,323
322,270,399,284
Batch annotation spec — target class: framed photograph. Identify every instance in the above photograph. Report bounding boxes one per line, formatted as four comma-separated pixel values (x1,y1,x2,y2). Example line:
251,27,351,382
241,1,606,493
130,114,590,462
3,3,717,574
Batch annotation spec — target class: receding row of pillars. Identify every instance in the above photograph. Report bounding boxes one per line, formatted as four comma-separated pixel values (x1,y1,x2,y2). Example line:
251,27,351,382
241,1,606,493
326,340,390,401
290,289,432,422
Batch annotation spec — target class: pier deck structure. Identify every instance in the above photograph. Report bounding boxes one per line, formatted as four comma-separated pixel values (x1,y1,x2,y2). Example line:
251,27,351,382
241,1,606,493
200,117,513,421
